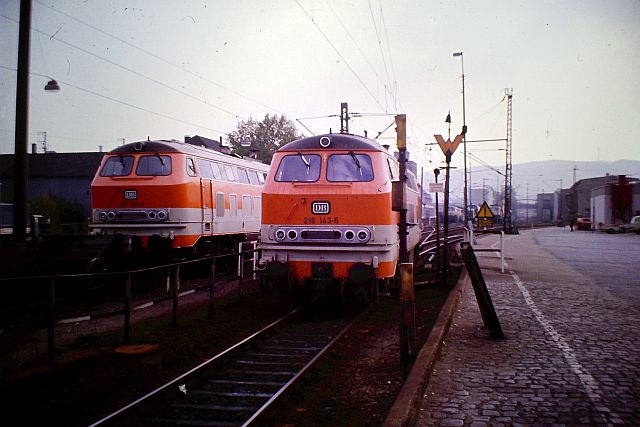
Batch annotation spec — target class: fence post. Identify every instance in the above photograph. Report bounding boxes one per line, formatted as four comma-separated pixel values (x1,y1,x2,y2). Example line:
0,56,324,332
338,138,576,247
209,257,216,312
252,241,258,280
238,242,244,298
500,231,505,273
47,277,55,364
123,272,131,344
172,264,179,326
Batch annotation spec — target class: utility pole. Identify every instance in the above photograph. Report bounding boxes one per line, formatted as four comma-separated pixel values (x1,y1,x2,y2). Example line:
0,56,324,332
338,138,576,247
453,52,468,223
573,165,578,185
13,0,32,243
503,88,514,233
340,102,349,134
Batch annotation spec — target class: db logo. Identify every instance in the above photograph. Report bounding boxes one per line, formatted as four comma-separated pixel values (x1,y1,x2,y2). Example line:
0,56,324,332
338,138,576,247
124,190,138,200
312,201,330,215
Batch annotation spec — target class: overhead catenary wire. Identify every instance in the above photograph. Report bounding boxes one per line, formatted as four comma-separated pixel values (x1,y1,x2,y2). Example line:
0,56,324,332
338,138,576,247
0,65,225,134
323,0,388,93
0,13,241,120
377,0,400,111
367,0,392,108
33,0,283,115
294,0,386,112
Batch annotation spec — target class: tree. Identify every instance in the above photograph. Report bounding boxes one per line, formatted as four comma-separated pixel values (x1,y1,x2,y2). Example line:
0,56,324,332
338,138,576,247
227,114,302,164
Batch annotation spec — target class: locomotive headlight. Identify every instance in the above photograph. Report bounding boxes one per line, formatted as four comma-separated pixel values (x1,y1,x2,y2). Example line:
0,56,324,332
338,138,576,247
157,210,168,221
344,230,355,240
287,229,298,240
147,210,157,220
357,229,370,242
275,229,286,241
106,211,116,221
98,211,108,221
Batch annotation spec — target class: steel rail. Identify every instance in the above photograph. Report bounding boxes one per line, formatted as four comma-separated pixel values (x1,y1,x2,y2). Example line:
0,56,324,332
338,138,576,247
89,306,301,426
243,307,368,426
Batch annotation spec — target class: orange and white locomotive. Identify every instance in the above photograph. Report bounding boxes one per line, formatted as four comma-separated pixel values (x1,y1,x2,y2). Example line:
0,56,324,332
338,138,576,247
91,138,269,258
259,133,421,294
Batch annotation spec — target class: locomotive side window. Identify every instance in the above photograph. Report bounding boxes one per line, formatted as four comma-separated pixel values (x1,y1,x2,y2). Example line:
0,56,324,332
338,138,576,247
224,165,236,181
258,172,266,184
218,163,229,180
137,155,172,176
327,153,374,182
275,154,321,182
100,155,134,176
187,158,197,177
237,168,250,184
215,192,225,217
248,169,260,185
196,159,212,178
210,162,223,180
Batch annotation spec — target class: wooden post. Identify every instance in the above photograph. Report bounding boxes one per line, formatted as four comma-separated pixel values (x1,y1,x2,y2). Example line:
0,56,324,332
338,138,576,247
209,257,216,311
172,265,180,326
400,263,416,378
123,272,131,344
238,242,244,298
47,277,55,364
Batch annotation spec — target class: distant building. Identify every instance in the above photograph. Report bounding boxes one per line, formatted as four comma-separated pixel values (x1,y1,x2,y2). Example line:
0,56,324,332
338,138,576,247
591,175,640,227
536,193,553,223
0,151,106,220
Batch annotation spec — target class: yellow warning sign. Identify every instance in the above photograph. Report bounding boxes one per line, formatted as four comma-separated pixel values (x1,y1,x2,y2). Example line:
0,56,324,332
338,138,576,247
476,201,495,219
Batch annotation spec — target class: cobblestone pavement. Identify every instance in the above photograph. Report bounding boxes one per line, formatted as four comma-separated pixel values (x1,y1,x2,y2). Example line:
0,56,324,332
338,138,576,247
415,228,640,426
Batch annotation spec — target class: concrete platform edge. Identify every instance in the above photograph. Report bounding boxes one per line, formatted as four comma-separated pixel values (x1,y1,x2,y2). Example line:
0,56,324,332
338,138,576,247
383,269,469,427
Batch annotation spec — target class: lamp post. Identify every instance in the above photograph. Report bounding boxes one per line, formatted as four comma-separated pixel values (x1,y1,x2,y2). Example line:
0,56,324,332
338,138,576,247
453,51,468,223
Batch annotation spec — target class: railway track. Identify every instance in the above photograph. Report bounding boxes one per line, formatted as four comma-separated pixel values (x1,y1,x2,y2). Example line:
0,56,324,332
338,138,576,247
90,302,366,426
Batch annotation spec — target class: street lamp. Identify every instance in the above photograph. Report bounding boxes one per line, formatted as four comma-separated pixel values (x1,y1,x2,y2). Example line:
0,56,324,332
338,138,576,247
453,51,468,224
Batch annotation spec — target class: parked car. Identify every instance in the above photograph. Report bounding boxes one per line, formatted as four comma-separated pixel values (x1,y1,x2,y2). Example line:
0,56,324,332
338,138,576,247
575,217,591,231
620,216,640,234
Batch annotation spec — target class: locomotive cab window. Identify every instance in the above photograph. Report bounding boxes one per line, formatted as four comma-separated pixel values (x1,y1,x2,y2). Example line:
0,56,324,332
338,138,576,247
275,153,321,182
137,155,172,176
327,153,374,182
100,155,134,176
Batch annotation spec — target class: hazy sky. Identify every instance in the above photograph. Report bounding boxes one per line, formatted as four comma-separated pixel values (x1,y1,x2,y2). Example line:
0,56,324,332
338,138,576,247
1,0,640,176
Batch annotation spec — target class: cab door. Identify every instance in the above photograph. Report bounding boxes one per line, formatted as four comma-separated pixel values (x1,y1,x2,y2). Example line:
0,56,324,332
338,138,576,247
196,159,214,235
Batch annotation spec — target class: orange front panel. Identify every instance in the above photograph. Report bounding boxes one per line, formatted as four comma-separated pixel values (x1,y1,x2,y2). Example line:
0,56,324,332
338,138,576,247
92,182,200,209
262,193,394,226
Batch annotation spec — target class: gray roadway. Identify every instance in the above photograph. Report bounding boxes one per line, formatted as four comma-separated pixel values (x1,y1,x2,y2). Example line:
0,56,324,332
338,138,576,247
533,227,640,306
414,227,640,426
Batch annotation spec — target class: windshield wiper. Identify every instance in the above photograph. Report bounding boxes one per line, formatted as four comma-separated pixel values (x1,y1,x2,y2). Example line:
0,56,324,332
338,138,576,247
349,151,362,176
155,153,165,172
299,152,311,175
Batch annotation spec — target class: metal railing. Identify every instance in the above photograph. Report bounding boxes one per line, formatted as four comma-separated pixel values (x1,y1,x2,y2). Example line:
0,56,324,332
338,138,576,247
0,242,260,364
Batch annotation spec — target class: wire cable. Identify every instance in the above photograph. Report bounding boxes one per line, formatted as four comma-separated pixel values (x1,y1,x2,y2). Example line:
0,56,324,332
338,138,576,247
294,0,386,111
0,64,225,134
33,0,282,114
0,12,241,119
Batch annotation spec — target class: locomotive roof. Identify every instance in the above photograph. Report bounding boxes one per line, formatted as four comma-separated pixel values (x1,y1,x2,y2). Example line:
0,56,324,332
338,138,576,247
107,139,267,168
110,140,203,155
278,133,385,152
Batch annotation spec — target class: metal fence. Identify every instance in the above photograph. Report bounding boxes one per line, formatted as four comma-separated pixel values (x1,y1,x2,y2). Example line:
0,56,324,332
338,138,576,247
0,242,259,364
